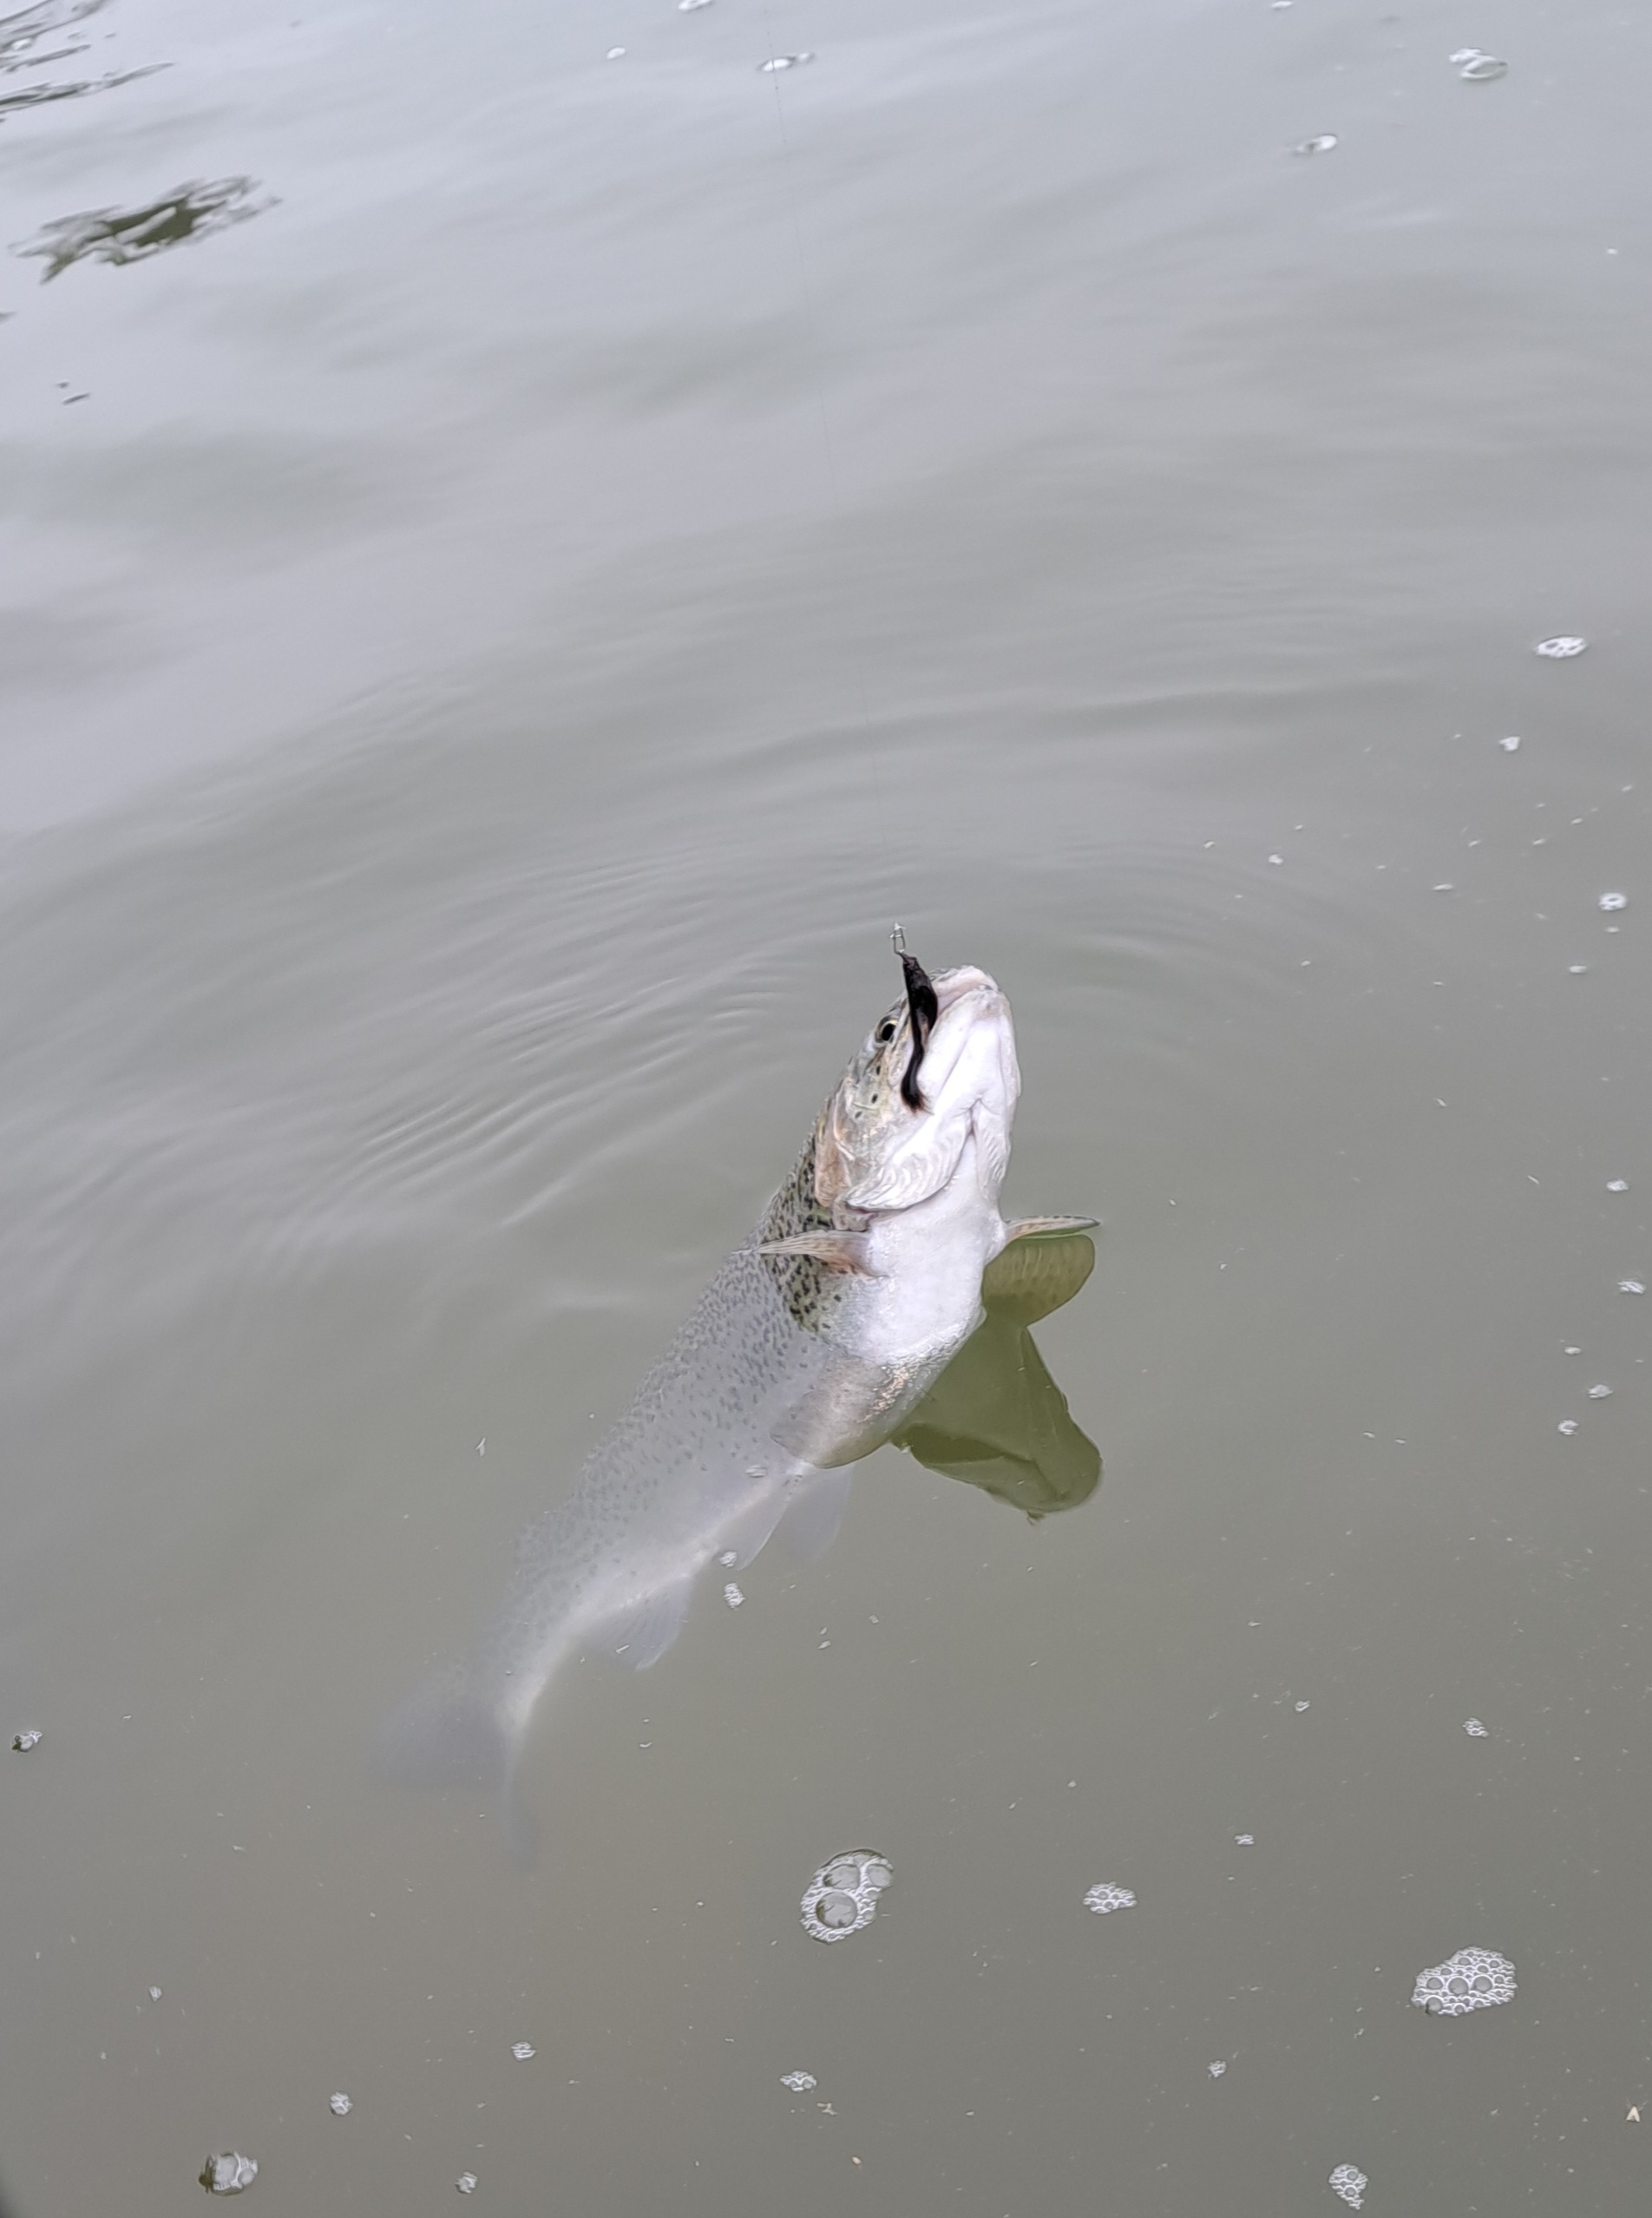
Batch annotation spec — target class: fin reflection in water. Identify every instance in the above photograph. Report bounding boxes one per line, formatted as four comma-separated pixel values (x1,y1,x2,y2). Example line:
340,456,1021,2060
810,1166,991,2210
891,1230,1099,1519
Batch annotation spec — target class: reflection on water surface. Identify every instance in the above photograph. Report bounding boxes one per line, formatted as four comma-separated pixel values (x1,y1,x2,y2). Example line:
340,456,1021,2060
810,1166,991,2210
895,1229,1099,1519
0,63,161,121
0,0,107,70
13,177,268,280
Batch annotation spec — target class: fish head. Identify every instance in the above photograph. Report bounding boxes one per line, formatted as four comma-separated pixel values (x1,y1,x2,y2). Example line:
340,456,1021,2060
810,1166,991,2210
815,965,1020,1225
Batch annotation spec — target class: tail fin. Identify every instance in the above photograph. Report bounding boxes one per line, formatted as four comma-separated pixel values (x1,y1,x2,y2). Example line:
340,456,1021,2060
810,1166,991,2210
373,1676,538,1865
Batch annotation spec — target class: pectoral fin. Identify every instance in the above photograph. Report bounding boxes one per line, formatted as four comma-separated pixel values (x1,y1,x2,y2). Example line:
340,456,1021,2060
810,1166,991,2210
759,1231,876,1276
1000,1216,1099,1241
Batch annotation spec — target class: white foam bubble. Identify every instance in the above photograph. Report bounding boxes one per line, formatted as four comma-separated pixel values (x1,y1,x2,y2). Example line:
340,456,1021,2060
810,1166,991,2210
201,2154,259,2195
801,1850,891,1942
1084,1881,1137,1914
1411,1945,1516,2015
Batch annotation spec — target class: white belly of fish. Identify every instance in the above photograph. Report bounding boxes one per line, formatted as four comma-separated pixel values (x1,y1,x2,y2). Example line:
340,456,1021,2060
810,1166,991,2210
852,1130,1005,1366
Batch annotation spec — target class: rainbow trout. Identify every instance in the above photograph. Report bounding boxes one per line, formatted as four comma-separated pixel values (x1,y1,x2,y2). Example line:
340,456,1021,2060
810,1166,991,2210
381,955,1090,1851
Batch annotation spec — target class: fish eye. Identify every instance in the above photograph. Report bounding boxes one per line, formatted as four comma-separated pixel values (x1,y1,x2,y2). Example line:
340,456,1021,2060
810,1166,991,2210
875,1019,896,1044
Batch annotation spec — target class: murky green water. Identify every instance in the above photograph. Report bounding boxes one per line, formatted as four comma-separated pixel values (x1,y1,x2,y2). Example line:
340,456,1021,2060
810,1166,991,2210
4,0,1652,2209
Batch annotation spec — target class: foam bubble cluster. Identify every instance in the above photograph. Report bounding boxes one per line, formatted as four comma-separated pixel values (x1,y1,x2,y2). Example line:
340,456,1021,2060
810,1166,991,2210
200,2153,258,2195
780,2070,817,2091
1083,1881,1137,1915
1329,2163,1367,2208
1411,1946,1516,2015
801,1850,893,1942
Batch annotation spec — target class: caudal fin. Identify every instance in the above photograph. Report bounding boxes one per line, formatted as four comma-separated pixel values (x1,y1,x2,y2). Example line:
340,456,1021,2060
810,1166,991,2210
373,1676,538,1864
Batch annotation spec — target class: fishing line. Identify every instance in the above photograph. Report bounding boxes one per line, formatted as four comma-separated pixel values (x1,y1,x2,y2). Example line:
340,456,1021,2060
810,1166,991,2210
757,6,898,947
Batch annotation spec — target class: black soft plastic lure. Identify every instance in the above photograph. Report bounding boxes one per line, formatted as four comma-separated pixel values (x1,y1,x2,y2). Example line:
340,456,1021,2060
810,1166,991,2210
897,947,939,1110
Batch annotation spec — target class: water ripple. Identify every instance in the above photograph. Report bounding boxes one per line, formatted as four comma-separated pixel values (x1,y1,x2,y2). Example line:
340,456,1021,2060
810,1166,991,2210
0,0,108,72
0,62,162,118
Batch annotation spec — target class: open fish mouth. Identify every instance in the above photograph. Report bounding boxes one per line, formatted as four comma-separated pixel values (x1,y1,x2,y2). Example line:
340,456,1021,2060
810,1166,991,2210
907,966,1010,1114
891,937,998,1112
930,964,998,1016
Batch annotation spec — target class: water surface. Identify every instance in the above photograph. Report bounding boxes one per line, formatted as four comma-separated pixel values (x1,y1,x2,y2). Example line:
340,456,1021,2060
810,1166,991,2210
3,0,1651,2211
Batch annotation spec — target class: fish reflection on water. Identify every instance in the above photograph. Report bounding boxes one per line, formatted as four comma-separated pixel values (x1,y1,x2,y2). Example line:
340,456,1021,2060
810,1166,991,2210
892,1227,1097,1519
381,957,1098,1852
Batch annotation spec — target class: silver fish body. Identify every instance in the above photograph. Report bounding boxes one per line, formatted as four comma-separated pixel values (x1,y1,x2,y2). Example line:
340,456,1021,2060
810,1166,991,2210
379,965,1089,1850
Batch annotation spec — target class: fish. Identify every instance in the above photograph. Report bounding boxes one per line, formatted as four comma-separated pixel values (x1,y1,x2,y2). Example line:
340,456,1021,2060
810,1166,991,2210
378,954,1094,1854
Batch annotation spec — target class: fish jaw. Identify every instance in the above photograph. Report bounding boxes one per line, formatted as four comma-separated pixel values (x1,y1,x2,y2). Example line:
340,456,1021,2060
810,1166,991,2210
836,971,1019,1221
